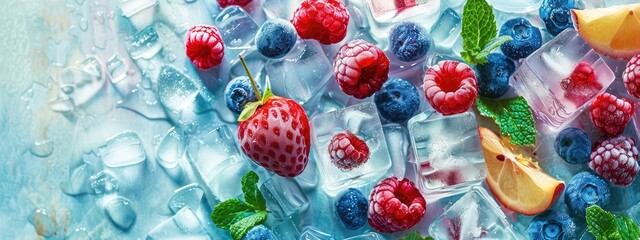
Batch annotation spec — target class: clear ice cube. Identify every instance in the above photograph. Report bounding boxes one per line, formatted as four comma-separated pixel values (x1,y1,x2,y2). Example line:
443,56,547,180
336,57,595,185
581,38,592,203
119,0,158,30
260,175,309,220
343,232,386,240
263,0,302,20
382,123,410,177
156,127,186,169
104,196,137,231
214,6,259,50
168,183,204,213
90,170,120,196
157,65,200,112
430,8,462,53
129,26,162,60
311,102,392,193
366,0,440,23
428,186,521,239
61,162,95,196
59,56,106,107
408,111,486,191
146,207,213,240
266,40,333,106
98,131,146,168
627,201,640,225
486,0,542,13
299,227,335,240
510,29,615,130
270,219,301,240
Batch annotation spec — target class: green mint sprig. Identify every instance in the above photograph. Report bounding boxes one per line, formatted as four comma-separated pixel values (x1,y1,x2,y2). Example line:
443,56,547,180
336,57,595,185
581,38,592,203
211,171,269,240
400,230,434,240
476,96,537,146
460,0,512,65
587,205,640,240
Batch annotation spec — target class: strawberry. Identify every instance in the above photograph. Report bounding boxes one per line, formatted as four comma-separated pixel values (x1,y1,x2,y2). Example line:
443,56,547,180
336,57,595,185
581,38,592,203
236,56,311,177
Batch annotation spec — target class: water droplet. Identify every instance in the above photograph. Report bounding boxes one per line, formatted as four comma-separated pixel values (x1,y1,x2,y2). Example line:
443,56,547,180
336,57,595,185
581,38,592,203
31,139,54,157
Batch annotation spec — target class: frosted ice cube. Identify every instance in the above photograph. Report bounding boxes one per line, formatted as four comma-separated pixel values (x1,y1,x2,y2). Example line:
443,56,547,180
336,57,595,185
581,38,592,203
214,6,259,49
146,207,213,240
266,40,332,106
311,102,392,193
104,196,137,231
511,29,615,130
90,170,120,196
260,175,309,219
119,0,158,30
98,131,146,168
129,26,161,60
430,8,462,52
156,127,186,169
299,227,335,240
382,124,409,177
59,56,106,107
408,111,486,191
263,0,302,20
157,66,200,112
428,186,520,239
168,183,204,213
487,0,542,13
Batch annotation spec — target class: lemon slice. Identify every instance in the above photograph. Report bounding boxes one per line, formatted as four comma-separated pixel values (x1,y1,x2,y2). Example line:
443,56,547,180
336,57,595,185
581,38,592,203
572,4,640,60
479,127,565,216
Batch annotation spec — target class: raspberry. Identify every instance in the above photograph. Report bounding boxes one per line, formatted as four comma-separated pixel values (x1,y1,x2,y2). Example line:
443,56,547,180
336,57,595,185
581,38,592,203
589,93,634,136
291,0,350,45
327,131,370,171
217,0,252,8
368,177,426,233
623,54,640,98
333,39,390,99
561,62,602,104
185,25,225,70
423,61,478,115
589,136,640,186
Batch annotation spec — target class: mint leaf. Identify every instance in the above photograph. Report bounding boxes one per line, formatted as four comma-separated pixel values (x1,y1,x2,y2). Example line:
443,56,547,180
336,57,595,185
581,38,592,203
241,171,266,211
587,205,623,240
616,215,640,239
230,211,268,240
475,35,513,64
461,0,497,65
476,96,537,146
400,230,433,240
211,199,252,230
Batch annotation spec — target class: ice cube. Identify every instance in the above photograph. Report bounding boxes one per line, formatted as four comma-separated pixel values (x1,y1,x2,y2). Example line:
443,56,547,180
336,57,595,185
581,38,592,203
156,0,203,34
119,0,158,30
156,127,186,169
382,124,410,177
66,227,92,240
299,227,335,240
28,208,57,238
157,65,200,112
311,102,392,193
430,8,462,52
408,111,486,191
576,0,605,9
90,170,120,196
104,196,137,231
146,207,213,240
486,0,542,13
260,175,309,220
106,54,129,84
263,0,302,20
61,162,95,196
129,26,162,60
627,201,640,225
59,56,106,107
168,183,204,213
98,131,146,168
270,219,301,240
428,186,521,239
366,0,440,23
343,232,386,240
214,6,259,49
266,40,332,106
511,29,615,130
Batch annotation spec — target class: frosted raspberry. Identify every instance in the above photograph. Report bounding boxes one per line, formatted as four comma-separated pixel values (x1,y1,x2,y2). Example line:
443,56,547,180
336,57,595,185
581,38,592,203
368,177,426,233
590,93,634,136
589,136,640,186
623,54,640,98
291,0,350,44
185,25,225,70
333,39,390,99
328,131,370,171
423,61,478,115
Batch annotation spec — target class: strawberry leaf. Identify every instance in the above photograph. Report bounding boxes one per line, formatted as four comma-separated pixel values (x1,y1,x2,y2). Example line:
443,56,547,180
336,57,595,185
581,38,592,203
476,96,537,146
261,78,273,104
238,101,261,122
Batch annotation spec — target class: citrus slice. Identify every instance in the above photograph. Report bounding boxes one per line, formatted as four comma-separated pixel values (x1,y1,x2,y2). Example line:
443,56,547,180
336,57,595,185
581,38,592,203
572,4,640,60
478,127,565,216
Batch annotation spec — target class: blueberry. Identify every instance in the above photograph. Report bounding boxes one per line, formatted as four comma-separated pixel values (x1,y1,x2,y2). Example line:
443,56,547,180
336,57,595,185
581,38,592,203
390,22,432,62
225,76,261,114
565,172,610,217
528,210,576,240
255,19,297,59
374,78,420,123
554,128,591,164
499,18,543,59
335,188,368,230
539,0,575,36
476,53,514,98
242,225,277,240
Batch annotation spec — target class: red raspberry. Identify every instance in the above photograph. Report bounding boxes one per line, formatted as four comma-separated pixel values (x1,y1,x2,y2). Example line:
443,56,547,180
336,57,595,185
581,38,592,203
217,0,253,8
185,25,225,70
423,61,478,115
327,131,370,171
590,93,634,136
623,54,640,98
291,0,350,44
589,136,640,186
333,39,390,99
561,62,602,104
368,177,426,233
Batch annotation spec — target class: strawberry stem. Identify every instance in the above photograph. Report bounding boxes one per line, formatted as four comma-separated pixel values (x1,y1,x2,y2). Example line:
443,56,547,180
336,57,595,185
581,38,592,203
239,55,262,101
